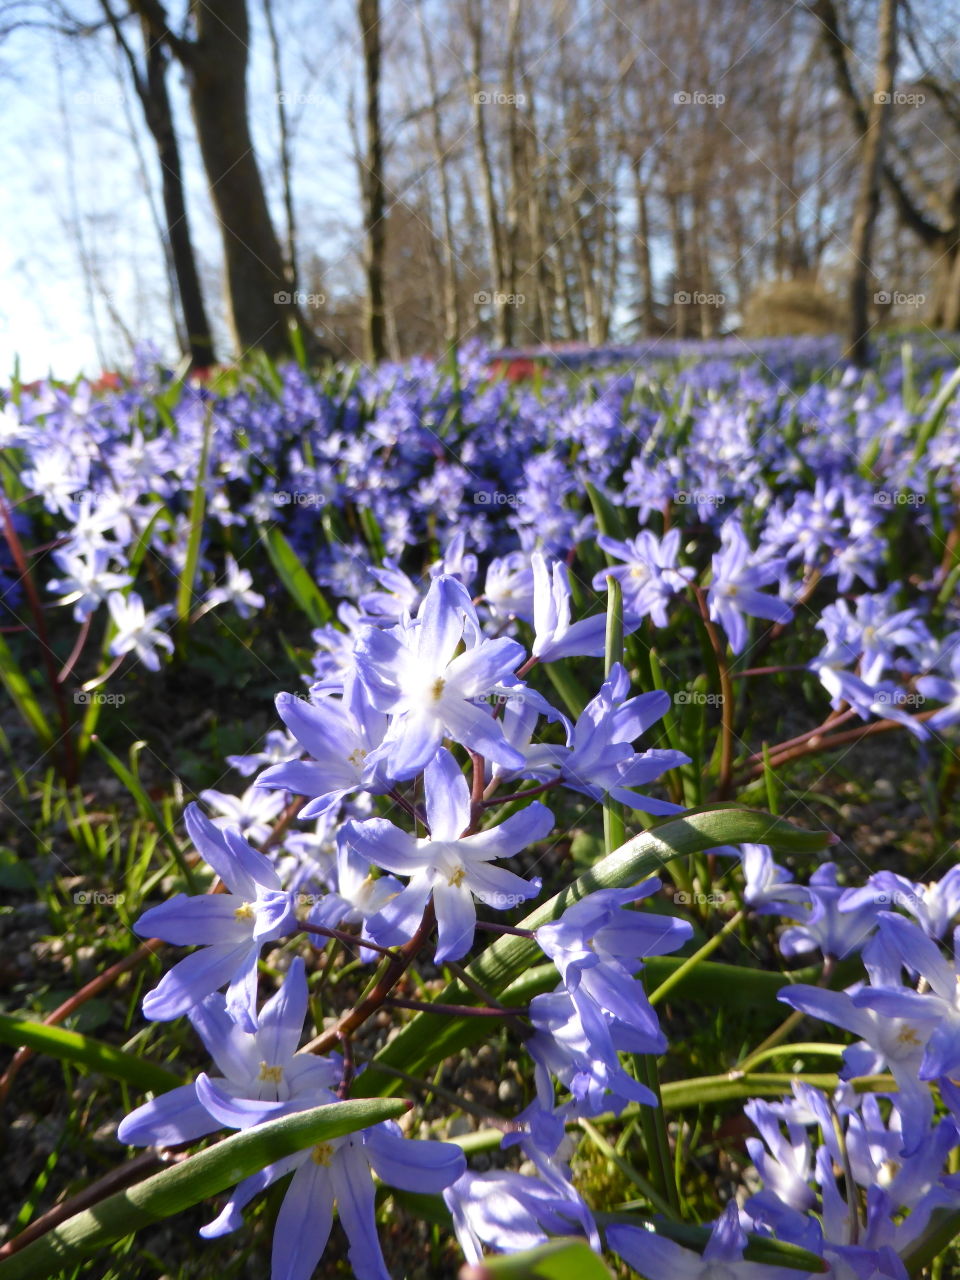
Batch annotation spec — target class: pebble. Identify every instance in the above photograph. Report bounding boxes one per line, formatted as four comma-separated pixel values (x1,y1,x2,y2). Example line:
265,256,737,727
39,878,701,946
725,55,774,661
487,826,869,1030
497,1078,520,1104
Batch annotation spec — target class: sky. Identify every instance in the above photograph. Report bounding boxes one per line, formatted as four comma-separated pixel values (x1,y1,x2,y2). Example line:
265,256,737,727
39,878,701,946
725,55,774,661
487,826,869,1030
0,1,368,381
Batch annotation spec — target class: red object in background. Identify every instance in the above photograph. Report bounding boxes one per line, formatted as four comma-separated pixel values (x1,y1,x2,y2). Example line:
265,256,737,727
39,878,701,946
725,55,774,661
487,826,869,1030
488,357,540,383
92,371,123,392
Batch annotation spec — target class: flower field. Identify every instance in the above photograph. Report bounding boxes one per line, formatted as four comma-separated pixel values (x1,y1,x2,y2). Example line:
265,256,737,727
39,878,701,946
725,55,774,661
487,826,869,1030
4,335,960,1278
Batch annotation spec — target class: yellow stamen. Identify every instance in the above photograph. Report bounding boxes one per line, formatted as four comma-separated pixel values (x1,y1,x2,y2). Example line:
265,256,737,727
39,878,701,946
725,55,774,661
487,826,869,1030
234,902,255,921
312,1142,334,1166
258,1061,284,1083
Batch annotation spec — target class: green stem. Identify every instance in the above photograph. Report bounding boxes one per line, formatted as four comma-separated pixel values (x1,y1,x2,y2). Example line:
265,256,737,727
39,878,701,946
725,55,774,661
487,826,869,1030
648,910,744,1006
603,576,627,856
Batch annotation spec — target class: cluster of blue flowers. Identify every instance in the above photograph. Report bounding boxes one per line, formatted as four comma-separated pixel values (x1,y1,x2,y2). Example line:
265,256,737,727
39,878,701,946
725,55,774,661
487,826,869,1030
110,540,960,1278
6,338,960,1276
4,339,959,757
118,562,690,1277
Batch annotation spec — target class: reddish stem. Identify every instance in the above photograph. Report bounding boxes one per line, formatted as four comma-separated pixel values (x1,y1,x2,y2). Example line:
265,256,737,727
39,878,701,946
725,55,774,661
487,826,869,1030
0,938,164,1108
0,1149,177,1259
0,490,76,779
303,902,436,1055
481,777,561,807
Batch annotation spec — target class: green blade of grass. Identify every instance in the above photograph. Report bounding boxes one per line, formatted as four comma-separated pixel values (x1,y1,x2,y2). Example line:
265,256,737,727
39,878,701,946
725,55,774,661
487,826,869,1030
259,524,333,627
0,630,54,749
0,1015,182,1095
176,410,214,622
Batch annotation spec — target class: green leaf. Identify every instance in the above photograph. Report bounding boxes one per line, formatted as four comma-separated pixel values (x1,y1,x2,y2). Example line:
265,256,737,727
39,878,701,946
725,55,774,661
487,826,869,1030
626,1218,828,1273
176,410,214,622
0,630,54,749
259,525,333,627
901,1205,960,1275
466,1238,614,1280
0,1014,182,1095
0,847,35,891
362,807,831,1093
584,480,627,543
0,1098,406,1280
912,364,960,464
543,661,589,719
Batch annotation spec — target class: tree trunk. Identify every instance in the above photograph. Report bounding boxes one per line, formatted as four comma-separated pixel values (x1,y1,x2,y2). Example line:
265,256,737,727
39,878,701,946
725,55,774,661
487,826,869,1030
846,0,897,366
416,0,459,353
140,23,216,367
263,0,298,289
669,190,691,338
182,0,304,358
359,0,387,363
633,162,656,335
100,1,216,368
468,0,507,346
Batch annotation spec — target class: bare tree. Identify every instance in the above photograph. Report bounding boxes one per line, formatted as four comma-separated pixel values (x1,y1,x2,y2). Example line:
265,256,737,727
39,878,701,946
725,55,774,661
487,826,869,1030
845,0,898,365
99,1,215,368
358,0,387,362
126,0,319,359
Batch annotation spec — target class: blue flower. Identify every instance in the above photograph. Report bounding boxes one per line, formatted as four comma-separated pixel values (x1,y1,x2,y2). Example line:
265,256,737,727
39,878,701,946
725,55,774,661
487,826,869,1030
444,1154,599,1265
778,864,880,961
707,519,793,653
201,1119,464,1280
777,982,936,1142
843,869,960,941
535,880,691,1049
551,663,688,815
134,804,296,1029
257,676,391,818
592,527,693,627
530,551,607,662
739,844,811,919
118,958,339,1147
852,914,960,1080
347,748,552,962
354,574,528,779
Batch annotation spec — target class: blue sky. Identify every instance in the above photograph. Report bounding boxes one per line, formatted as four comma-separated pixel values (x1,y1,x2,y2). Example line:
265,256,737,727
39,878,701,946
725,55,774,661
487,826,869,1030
0,0,368,380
